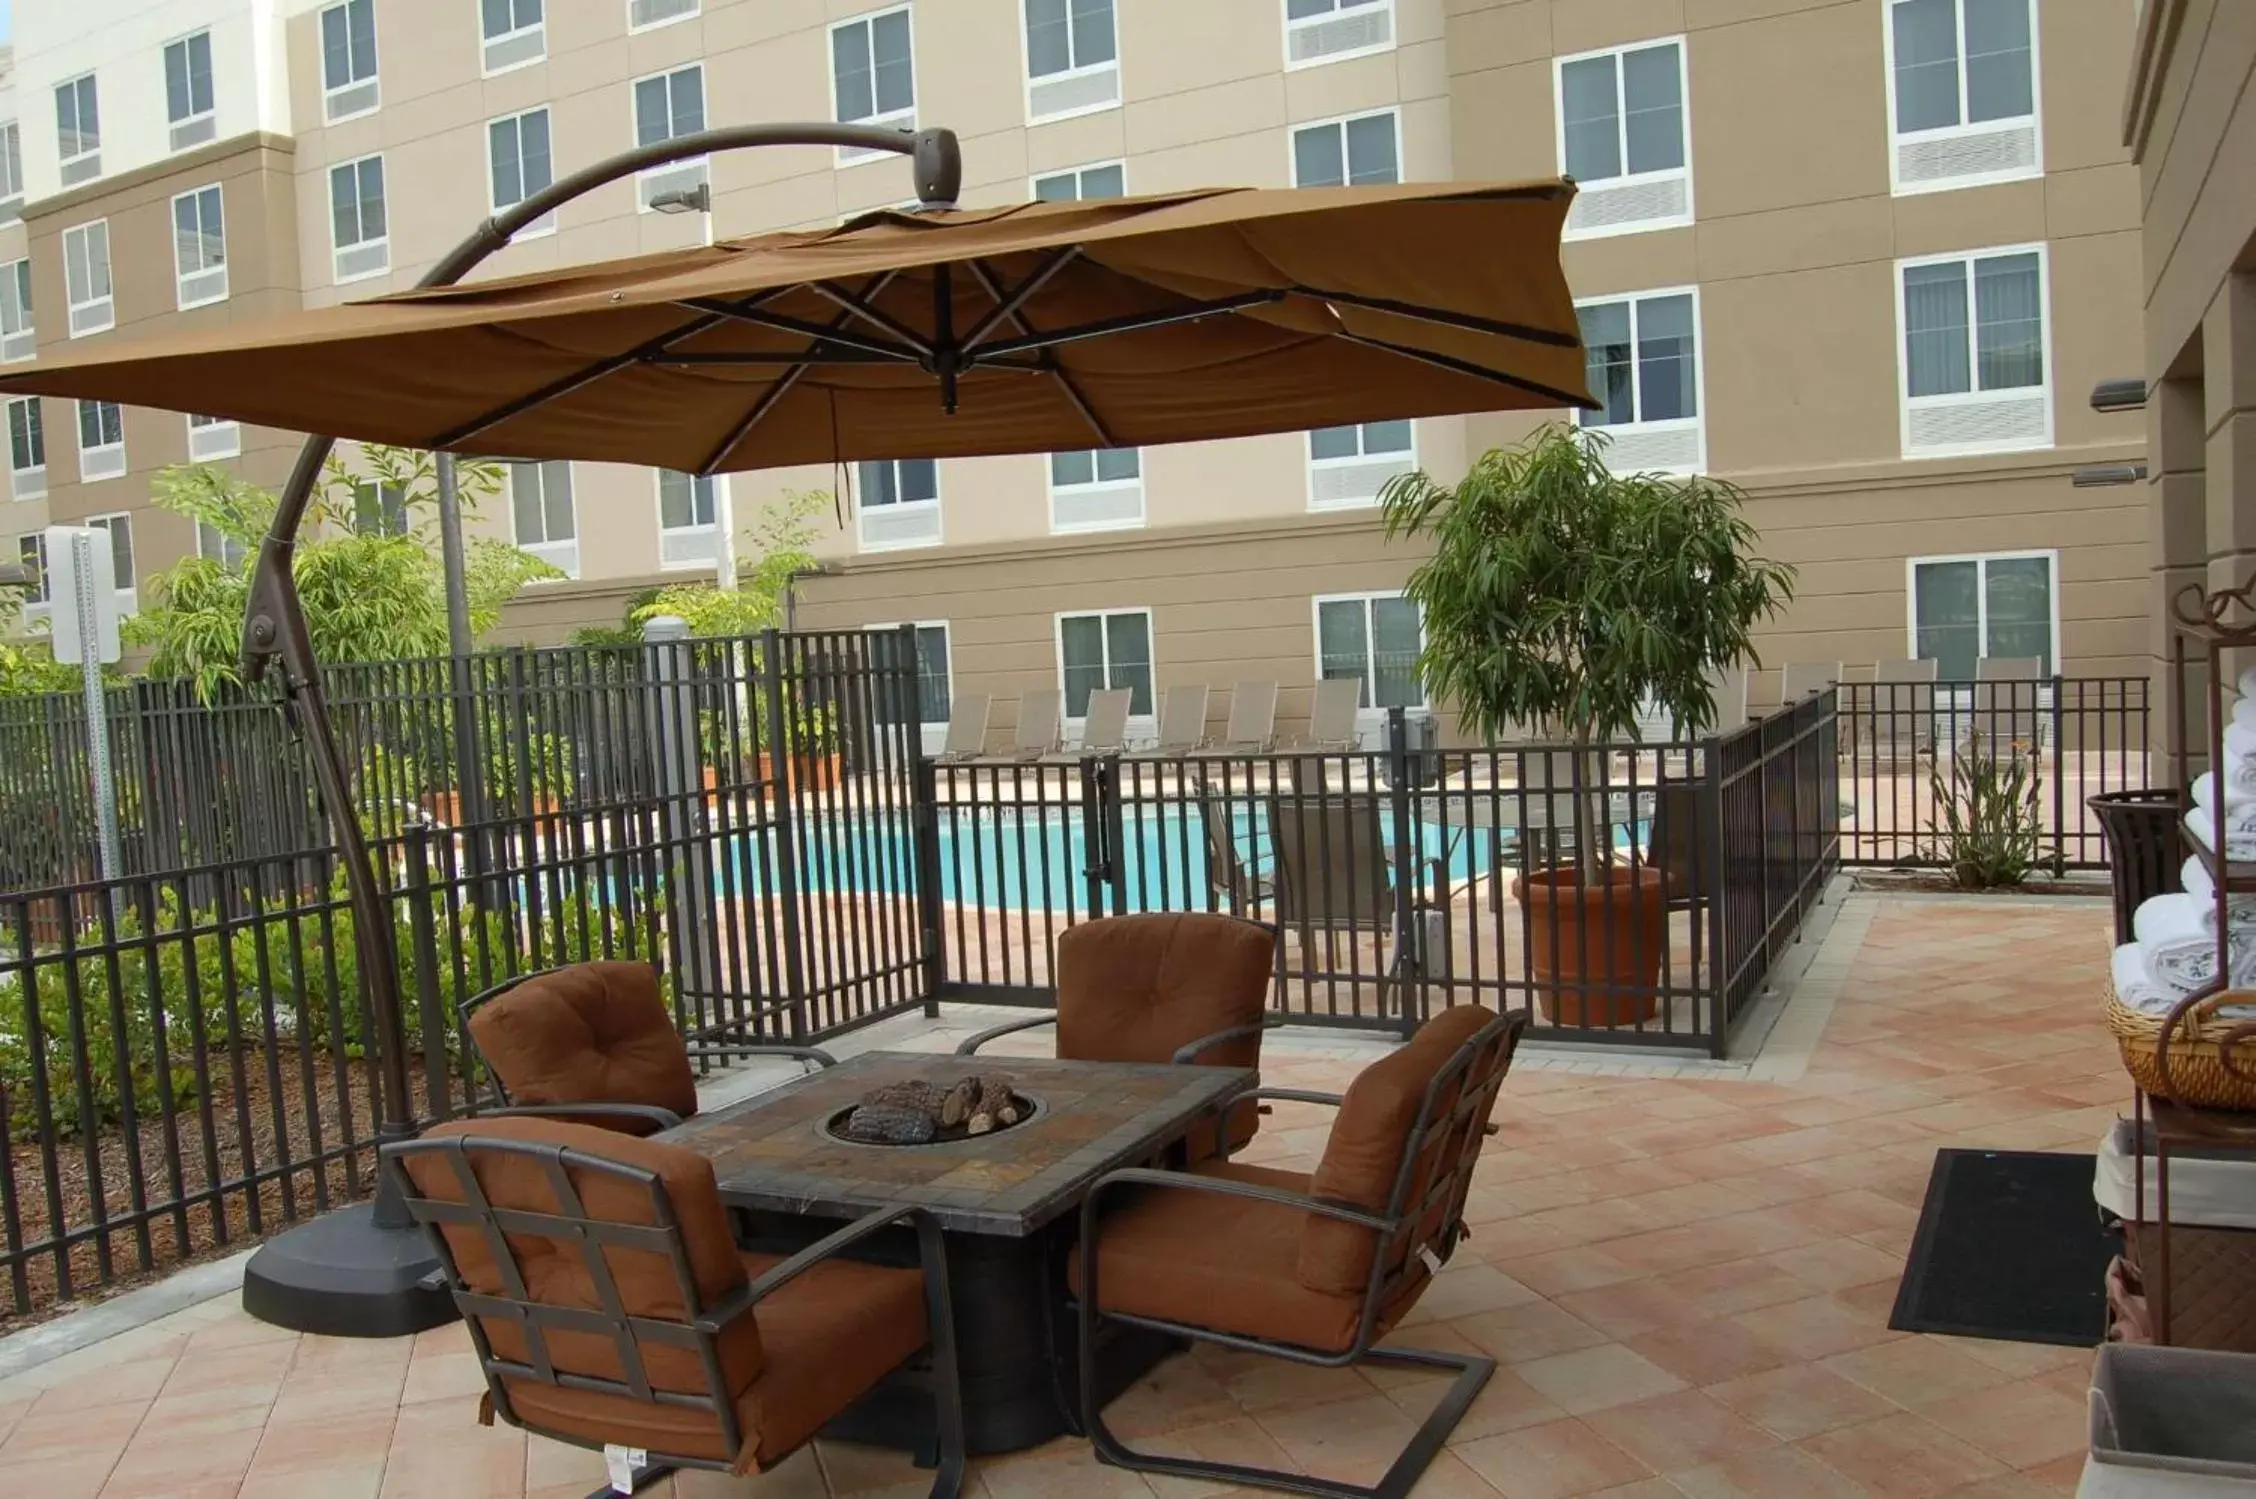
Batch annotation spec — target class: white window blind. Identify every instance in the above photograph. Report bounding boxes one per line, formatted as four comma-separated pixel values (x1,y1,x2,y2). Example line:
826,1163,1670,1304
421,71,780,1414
1899,247,2050,456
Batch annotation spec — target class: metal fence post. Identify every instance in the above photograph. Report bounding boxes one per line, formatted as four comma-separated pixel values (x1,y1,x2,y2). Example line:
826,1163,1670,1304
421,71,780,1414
402,824,450,1121
760,629,811,1043
2050,675,2067,877
644,617,721,1033
1385,707,1421,1034
1079,755,1114,918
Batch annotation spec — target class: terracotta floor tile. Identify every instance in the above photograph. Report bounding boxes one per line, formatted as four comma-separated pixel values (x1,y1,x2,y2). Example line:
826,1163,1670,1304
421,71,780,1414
1800,1413,2010,1499
1189,1345,1374,1413
1258,1392,1423,1489
978,1444,1160,1496
1625,1317,1794,1387
1582,1388,1778,1474
1820,1338,2016,1409
1704,1365,1898,1442
1454,1301,1614,1366
1760,1238,1909,1294
33,1359,175,1414
1425,1364,1565,1445
1402,1262,1543,1324
1914,1379,2090,1470
237,1464,387,1499
1098,1353,1244,1439
1732,1295,1904,1362
1514,1345,1687,1417
376,1397,528,1499
1668,1442,1874,1496
1126,1415,1301,1498
1490,1246,1644,1300
1454,1417,1653,1499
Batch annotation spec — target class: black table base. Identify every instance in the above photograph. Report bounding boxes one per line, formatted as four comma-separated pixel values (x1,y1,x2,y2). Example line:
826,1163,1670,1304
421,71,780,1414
734,1206,1178,1456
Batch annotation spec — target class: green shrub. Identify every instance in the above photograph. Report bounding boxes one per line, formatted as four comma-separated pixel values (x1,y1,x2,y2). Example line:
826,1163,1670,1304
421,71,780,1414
1925,730,2043,889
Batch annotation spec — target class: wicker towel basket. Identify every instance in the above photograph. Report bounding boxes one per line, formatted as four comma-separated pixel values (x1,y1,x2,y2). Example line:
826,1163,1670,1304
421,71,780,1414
2108,988,2256,1111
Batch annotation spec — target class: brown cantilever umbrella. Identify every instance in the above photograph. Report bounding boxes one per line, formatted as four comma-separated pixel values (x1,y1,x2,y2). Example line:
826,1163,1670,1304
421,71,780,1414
0,179,1592,472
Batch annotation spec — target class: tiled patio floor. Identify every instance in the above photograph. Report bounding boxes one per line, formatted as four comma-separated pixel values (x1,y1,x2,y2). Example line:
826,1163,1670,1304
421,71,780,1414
0,893,2125,1497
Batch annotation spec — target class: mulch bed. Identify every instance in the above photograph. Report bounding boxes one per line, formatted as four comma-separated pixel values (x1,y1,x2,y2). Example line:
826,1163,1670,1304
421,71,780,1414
1851,870,2110,899
0,1046,459,1330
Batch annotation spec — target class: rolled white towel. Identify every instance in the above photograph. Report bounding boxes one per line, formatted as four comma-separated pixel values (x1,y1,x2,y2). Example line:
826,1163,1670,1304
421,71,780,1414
2136,892,2207,945
2112,941,2256,1019
2193,771,2256,812
2186,809,2256,860
2146,929,2256,993
2228,722,2256,761
2239,666,2256,701
2237,695,2256,734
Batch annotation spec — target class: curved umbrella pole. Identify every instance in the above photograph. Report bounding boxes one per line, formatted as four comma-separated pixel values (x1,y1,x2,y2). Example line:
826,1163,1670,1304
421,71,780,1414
236,125,961,1336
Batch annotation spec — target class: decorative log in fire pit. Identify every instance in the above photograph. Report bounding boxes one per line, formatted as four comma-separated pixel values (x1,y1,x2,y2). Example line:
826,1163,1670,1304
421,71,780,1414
831,1074,1033,1145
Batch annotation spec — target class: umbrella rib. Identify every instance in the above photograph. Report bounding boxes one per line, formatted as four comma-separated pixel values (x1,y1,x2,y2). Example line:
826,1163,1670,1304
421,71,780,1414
694,271,902,476
959,258,1116,449
958,247,1081,354
675,298,924,362
970,288,1289,360
1292,284,1580,349
1334,329,1598,410
804,281,934,356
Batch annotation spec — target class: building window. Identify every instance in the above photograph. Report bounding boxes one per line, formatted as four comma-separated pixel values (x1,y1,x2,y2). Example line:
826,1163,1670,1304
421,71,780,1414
16,534,47,618
55,74,100,185
481,0,545,74
656,469,718,567
1292,108,1399,189
1283,0,1394,69
1058,608,1153,721
187,411,239,461
1316,593,1424,714
1293,111,1407,507
1049,448,1142,532
856,457,941,550
86,513,135,607
1032,161,1125,201
7,398,44,500
1886,0,2039,193
633,66,707,212
1555,38,1691,239
1576,288,1703,474
867,621,953,738
831,7,916,161
511,460,577,577
62,221,112,338
197,518,248,568
164,31,217,152
1898,245,2049,457
1025,0,1119,122
1910,550,2054,680
0,258,33,363
330,154,389,282
320,0,381,121
489,108,554,234
0,122,25,223
627,0,698,33
351,479,408,536
172,185,228,309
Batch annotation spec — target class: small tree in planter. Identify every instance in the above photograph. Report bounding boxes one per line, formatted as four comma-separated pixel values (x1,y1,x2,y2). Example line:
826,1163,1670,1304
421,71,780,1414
1380,424,1795,1024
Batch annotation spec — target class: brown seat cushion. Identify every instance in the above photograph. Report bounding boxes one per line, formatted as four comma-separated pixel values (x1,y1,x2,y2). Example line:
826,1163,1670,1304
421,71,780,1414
1066,1159,1381,1355
1300,1005,1500,1295
1056,913,1275,1155
468,963,699,1122
502,1247,928,1472
403,1117,761,1401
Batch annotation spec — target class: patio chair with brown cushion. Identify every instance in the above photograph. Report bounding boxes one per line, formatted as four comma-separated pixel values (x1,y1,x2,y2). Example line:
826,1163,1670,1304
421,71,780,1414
465,962,835,1136
1070,1003,1527,1498
953,912,1278,1157
385,1115,964,1497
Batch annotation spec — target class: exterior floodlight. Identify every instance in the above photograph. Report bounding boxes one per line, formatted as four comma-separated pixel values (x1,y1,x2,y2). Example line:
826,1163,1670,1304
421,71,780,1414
649,183,712,215
2091,378,2149,413
2072,464,2148,488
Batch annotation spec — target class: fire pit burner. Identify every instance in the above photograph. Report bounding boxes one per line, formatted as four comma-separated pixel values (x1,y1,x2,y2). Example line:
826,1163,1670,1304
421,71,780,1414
821,1074,1042,1147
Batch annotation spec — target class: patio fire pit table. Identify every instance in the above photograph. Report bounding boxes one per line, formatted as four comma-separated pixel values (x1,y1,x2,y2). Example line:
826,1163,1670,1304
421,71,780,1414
662,1049,1255,1456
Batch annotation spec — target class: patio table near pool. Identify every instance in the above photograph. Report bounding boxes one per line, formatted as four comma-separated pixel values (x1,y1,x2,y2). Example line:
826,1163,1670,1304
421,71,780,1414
660,1049,1254,1456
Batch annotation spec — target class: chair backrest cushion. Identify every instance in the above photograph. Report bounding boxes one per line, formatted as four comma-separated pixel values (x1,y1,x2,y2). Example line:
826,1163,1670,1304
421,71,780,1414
1055,913,1274,1069
403,1115,762,1400
1298,1005,1507,1295
469,963,698,1120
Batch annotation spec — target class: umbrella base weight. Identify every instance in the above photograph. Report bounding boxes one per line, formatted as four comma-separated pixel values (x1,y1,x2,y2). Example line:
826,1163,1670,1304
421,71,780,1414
240,1202,459,1338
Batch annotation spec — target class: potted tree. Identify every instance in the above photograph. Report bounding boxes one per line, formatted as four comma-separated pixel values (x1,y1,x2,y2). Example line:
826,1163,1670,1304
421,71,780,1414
1381,425,1794,1025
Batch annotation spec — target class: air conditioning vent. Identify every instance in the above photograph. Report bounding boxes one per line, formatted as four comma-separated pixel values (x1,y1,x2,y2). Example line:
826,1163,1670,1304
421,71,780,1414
1896,121,2038,191
629,0,698,28
178,266,227,308
12,465,44,500
1028,65,1119,121
660,527,715,567
839,110,914,164
188,420,239,461
1286,5,1391,66
80,445,125,482
324,80,379,123
58,153,100,187
1051,482,1142,532
169,116,216,153
1906,393,2050,456
483,27,544,73
334,241,388,281
2,332,35,363
1568,174,1691,238
67,301,112,338
1309,454,1413,509
525,539,579,579
858,502,941,551
637,159,708,212
1593,424,1702,475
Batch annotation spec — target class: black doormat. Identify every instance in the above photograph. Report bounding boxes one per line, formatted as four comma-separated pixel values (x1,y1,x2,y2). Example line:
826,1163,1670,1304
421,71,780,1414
1888,1148,2119,1346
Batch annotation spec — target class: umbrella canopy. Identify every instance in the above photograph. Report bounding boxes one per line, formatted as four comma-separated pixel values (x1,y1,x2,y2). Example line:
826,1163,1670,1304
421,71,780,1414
0,179,1590,475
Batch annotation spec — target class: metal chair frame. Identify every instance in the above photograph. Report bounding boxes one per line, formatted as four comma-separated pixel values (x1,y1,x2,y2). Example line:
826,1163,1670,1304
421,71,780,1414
384,1133,964,1498
463,965,836,1133
1074,1008,1529,1498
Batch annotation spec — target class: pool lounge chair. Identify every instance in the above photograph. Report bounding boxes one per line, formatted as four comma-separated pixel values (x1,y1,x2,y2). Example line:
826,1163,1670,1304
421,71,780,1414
935,691,991,762
1134,683,1210,756
1011,688,1063,760
1870,656,1938,760
1214,680,1279,753
1781,661,1841,702
1079,687,1134,755
1696,663,1750,737
1299,676,1364,751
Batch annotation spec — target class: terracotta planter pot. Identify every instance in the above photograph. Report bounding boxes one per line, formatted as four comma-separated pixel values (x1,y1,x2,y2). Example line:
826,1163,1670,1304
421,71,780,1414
756,751,842,793
1514,865,1666,1027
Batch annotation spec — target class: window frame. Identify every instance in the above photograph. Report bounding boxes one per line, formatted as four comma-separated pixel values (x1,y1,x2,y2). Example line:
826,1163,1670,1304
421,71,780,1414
0,256,34,362
163,29,217,147
319,0,381,120
630,64,708,214
84,511,136,611
625,0,700,36
171,184,228,310
863,619,955,748
1881,0,2043,196
654,468,722,570
829,5,920,163
0,121,23,222
186,410,240,462
1903,547,2060,680
61,220,113,338
75,399,125,483
1047,446,1143,534
197,515,248,568
1306,420,1416,511
1029,158,1127,201
1288,104,1404,189
481,0,547,76
1281,0,1396,71
1053,605,1157,731
1021,0,1123,125
1573,283,1707,473
1311,589,1428,722
855,457,943,551
54,74,100,179
7,397,44,500
1551,35,1695,241
17,533,48,620
487,106,556,237
1892,240,2053,458
329,153,390,284
509,459,579,578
